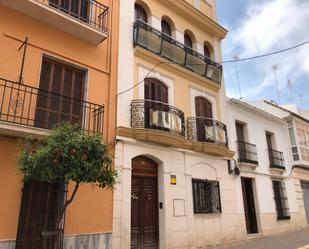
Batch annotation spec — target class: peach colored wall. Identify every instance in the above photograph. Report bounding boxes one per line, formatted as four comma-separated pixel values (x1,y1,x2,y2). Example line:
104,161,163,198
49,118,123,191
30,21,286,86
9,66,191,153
0,0,119,239
0,138,22,240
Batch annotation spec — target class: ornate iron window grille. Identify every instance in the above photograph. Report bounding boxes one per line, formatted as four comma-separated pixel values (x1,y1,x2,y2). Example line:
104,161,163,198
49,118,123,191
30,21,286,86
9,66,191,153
272,180,290,220
131,99,185,137
192,179,221,214
187,117,228,147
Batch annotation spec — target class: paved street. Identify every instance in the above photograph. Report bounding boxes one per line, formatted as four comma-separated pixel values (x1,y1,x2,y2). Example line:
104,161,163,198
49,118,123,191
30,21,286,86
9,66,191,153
211,227,309,249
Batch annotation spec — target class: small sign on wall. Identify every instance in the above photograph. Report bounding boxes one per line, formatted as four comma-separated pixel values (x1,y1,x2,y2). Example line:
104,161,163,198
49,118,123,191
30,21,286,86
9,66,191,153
170,175,176,185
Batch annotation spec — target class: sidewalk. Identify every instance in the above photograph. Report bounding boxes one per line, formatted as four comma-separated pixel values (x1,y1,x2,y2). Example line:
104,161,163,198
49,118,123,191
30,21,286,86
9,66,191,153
210,227,309,249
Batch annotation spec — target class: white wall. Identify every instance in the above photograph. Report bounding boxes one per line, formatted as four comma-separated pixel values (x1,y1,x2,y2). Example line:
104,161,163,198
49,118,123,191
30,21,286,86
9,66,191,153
227,100,299,215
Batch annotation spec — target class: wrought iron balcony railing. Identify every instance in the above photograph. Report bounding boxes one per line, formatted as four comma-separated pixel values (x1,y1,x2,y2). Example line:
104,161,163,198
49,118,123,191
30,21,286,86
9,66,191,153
187,117,228,147
0,78,104,135
237,140,258,164
268,149,285,170
131,99,185,137
37,0,108,33
133,20,222,85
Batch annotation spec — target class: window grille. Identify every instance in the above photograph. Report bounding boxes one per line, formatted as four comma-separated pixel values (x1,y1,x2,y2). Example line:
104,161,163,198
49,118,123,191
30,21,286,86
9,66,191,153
192,179,221,214
272,180,290,220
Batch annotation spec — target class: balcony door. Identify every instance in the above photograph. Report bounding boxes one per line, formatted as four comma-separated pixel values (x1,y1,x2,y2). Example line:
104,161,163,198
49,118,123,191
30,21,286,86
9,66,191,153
49,0,90,23
34,58,85,129
195,96,213,142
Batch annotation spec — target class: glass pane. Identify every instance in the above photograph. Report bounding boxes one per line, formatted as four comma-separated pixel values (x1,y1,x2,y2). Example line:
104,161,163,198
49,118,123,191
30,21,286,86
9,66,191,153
206,64,222,83
137,28,161,53
289,127,296,146
186,53,206,76
161,39,186,64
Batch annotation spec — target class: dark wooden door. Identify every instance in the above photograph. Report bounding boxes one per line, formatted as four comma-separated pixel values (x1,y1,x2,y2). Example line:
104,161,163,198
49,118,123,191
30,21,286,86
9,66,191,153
15,181,66,249
144,78,168,103
131,156,158,249
34,58,85,129
241,178,258,234
195,96,213,142
236,123,245,141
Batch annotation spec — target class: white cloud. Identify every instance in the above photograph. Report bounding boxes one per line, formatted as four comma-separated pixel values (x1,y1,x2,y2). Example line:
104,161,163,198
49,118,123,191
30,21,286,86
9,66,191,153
222,0,309,102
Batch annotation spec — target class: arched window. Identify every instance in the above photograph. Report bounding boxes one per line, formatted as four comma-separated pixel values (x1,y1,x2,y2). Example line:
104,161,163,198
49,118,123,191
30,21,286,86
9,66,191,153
134,4,147,22
144,78,168,103
161,19,172,36
184,33,193,48
204,45,210,58
195,96,213,118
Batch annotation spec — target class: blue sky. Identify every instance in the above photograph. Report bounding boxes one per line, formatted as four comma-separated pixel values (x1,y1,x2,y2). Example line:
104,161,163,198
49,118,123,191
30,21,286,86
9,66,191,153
216,0,309,109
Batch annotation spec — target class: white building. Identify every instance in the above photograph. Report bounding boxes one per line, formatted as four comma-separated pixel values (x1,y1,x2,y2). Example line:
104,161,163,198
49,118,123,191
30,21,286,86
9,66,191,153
248,100,309,226
227,98,308,235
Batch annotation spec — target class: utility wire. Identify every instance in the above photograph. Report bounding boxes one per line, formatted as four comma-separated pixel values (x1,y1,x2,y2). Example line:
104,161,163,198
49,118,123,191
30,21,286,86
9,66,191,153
117,39,309,97
220,39,309,63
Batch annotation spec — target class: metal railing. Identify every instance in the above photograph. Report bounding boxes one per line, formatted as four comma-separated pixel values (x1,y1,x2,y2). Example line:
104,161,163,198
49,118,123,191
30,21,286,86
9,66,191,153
131,99,185,137
268,149,285,169
36,0,108,33
187,117,228,147
0,78,104,135
237,140,258,164
133,20,222,84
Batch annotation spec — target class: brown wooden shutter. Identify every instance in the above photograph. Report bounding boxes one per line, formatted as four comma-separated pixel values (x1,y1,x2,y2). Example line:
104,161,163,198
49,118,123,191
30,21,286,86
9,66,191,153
49,0,89,23
15,181,66,249
195,97,213,142
144,78,168,103
35,58,85,129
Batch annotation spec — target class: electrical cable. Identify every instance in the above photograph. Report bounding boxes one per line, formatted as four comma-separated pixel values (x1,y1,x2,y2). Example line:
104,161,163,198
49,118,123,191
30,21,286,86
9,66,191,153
117,39,309,97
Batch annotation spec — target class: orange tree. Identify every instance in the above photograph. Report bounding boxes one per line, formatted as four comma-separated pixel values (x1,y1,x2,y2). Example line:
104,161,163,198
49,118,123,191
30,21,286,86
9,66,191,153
18,123,117,247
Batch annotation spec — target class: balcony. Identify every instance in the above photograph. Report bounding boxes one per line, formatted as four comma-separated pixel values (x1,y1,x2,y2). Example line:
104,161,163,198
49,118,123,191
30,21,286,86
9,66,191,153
133,20,222,85
1,0,108,44
237,140,258,165
187,117,228,147
268,149,285,170
0,78,104,136
131,99,185,136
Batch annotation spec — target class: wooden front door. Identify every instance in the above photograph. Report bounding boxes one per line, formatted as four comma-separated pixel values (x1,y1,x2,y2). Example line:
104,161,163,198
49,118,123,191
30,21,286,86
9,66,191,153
195,96,213,142
241,178,258,234
131,156,158,249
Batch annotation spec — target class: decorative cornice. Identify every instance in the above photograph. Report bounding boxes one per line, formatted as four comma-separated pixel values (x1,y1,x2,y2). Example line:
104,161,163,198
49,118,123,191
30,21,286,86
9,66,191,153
156,0,228,39
117,126,235,158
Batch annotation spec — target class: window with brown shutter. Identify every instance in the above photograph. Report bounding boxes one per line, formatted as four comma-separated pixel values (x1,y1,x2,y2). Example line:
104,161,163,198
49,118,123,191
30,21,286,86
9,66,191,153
15,181,66,249
144,78,168,103
34,58,85,129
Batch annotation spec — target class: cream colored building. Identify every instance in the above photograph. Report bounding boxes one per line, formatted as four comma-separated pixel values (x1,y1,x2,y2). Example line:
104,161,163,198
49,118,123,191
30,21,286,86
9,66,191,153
113,1,248,248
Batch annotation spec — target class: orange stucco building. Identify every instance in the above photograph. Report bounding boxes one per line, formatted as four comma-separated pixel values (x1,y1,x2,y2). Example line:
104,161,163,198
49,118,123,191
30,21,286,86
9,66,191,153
0,0,119,248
